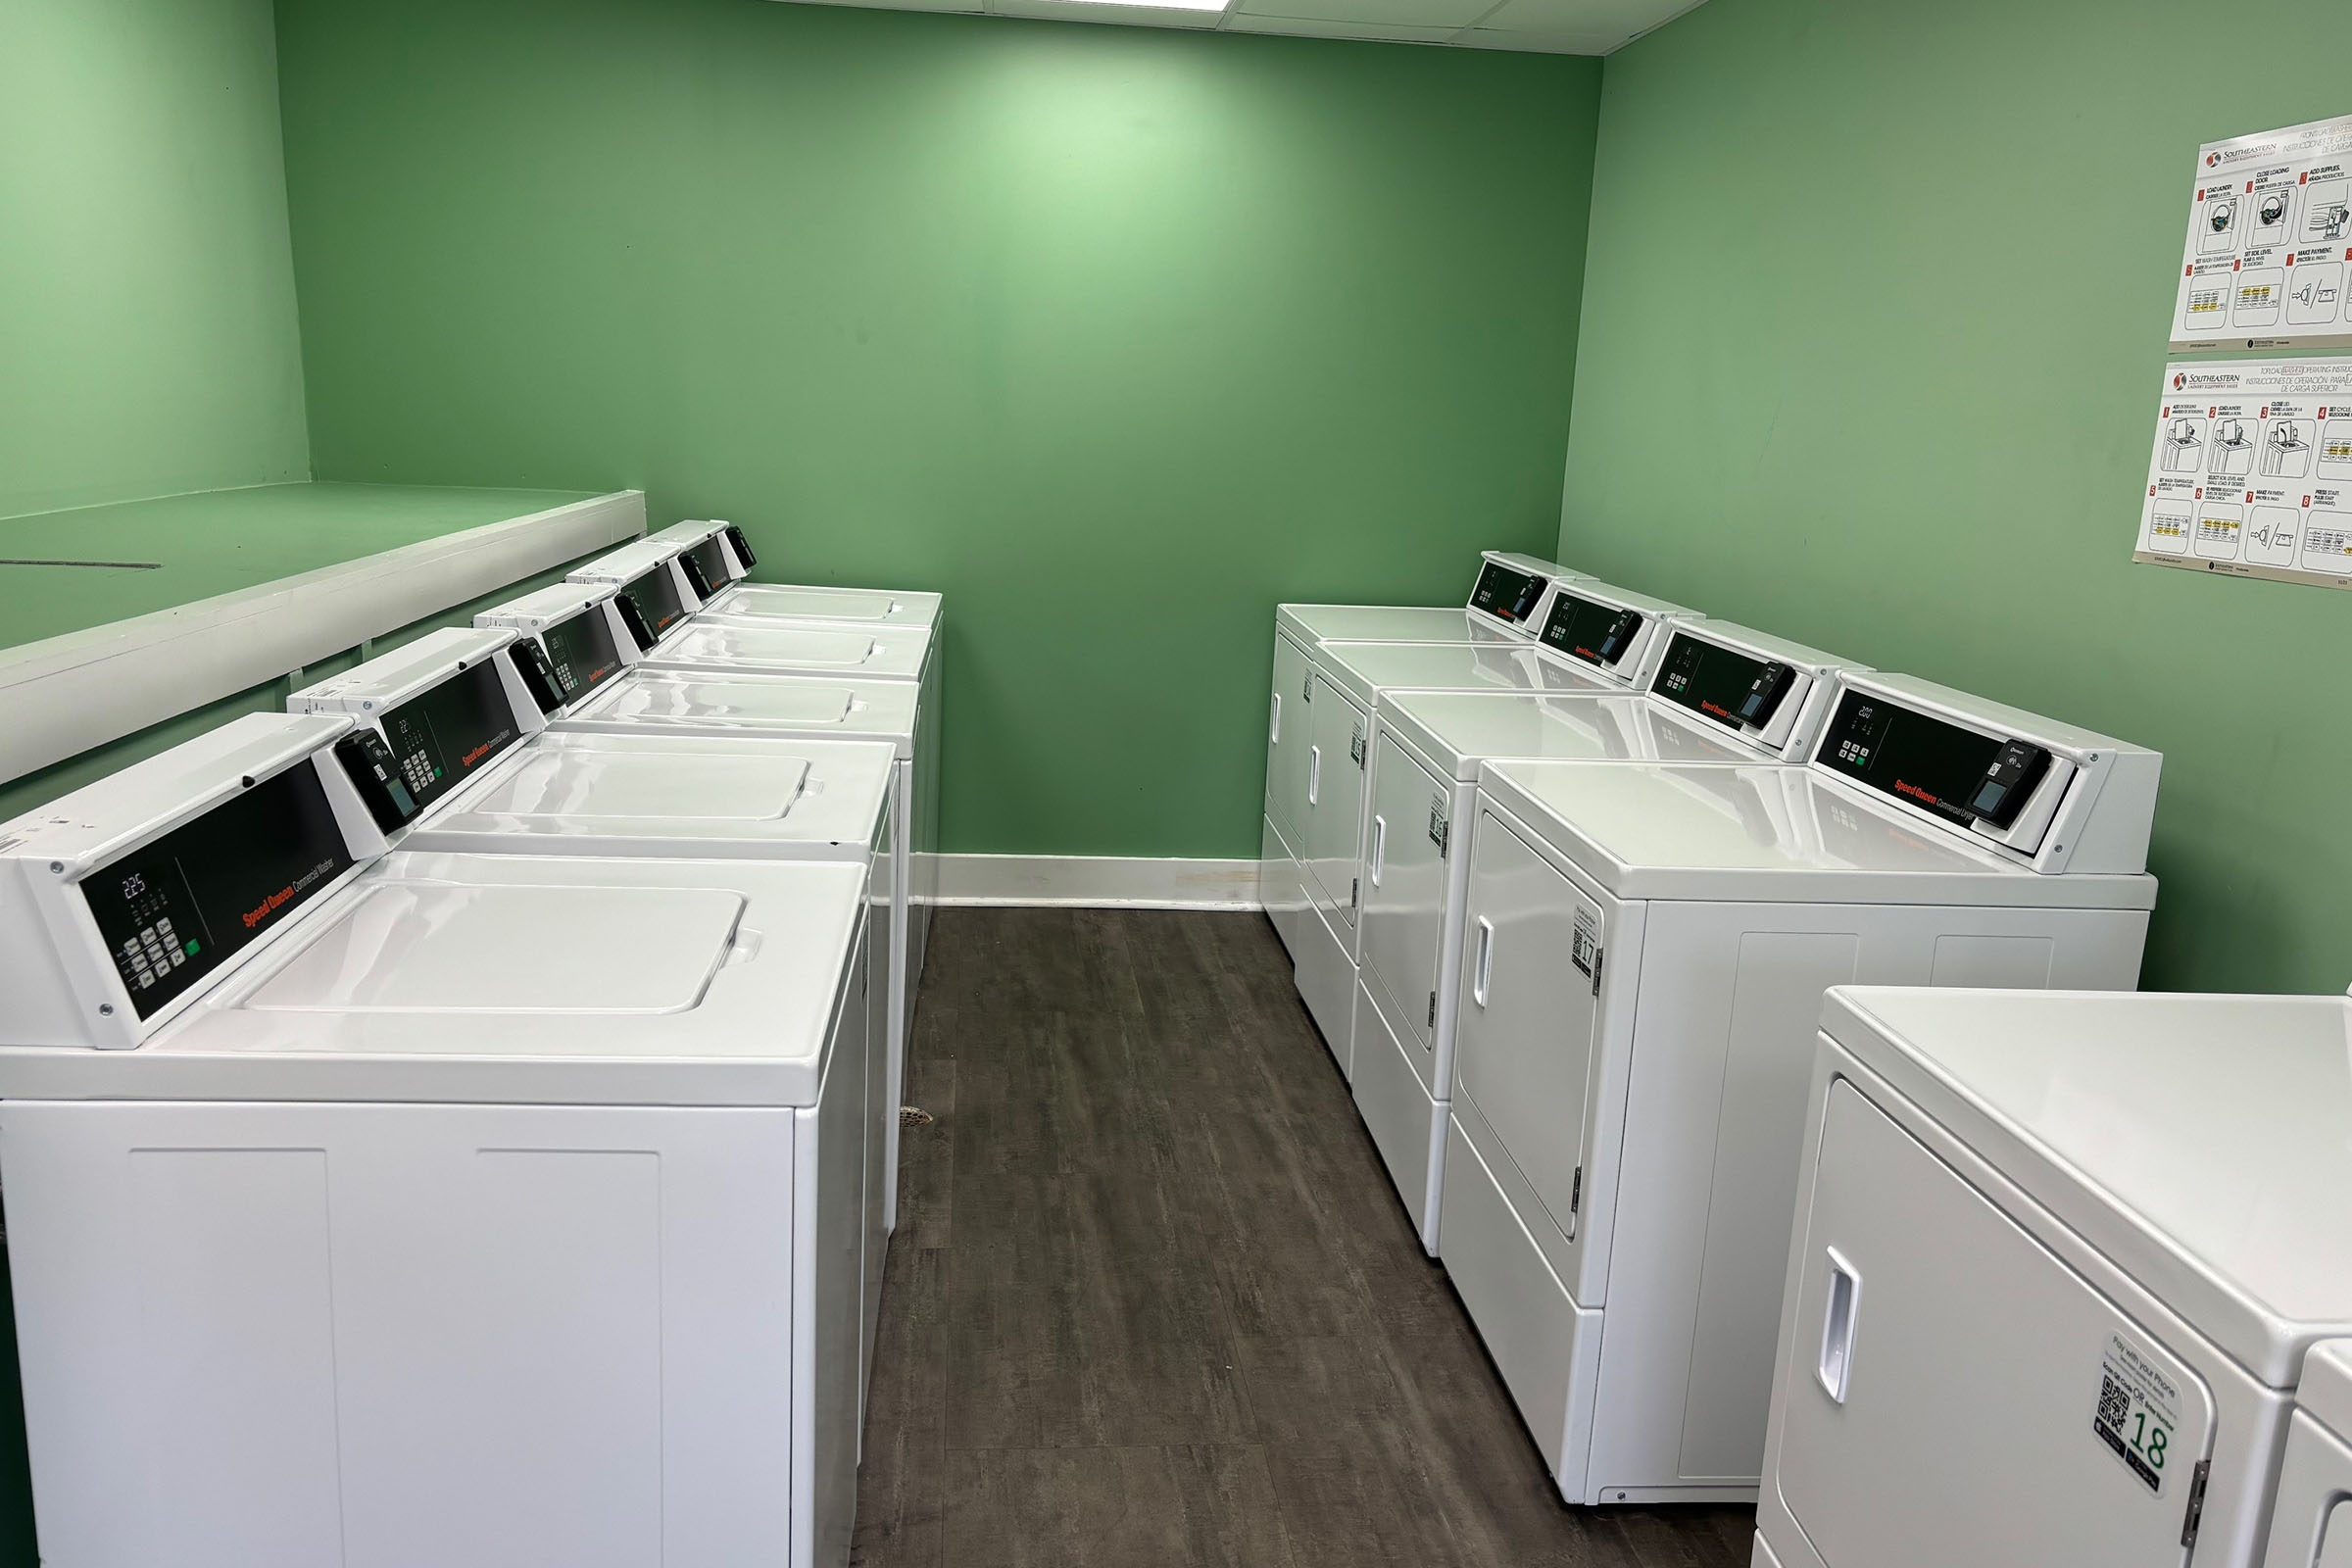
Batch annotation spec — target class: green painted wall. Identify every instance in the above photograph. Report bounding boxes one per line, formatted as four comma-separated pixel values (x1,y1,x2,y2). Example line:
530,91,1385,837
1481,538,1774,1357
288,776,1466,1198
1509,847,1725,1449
1559,0,2352,995
0,0,308,518
273,0,1602,858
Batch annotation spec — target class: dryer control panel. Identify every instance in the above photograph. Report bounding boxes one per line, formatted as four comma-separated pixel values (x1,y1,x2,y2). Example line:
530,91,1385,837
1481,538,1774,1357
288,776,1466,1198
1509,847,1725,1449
1806,674,2162,874
1644,621,1860,760
1535,580,1695,688
1469,559,1550,627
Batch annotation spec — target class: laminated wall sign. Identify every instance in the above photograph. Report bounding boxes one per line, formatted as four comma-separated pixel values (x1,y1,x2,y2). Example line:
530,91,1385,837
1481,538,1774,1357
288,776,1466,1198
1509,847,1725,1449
2134,358,2352,589
2174,114,2352,353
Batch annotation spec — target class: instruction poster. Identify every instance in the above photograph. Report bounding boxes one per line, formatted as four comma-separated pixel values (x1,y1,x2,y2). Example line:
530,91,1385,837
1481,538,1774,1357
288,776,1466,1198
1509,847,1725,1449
2135,358,2352,588
2173,114,2352,352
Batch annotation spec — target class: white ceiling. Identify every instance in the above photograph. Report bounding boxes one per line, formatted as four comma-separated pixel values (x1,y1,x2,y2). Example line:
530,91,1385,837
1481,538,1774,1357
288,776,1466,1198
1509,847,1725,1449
790,0,1705,55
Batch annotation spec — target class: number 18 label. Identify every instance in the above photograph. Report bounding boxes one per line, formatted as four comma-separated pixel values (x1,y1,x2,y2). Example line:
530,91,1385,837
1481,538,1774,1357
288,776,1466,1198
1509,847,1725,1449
2093,1332,2181,1495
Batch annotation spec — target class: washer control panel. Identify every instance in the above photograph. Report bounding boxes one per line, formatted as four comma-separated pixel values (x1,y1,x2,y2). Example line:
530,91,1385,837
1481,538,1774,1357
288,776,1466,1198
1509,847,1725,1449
78,763,355,1020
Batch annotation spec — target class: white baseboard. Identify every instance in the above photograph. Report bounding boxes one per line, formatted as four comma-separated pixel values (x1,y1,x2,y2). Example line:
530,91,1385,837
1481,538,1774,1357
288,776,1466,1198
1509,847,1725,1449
931,854,1264,910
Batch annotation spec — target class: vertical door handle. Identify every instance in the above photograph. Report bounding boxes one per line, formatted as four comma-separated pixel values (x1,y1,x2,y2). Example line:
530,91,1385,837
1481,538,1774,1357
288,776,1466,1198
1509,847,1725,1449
1270,693,1282,745
1471,916,1494,1007
1817,1248,1862,1403
1370,815,1387,887
1307,746,1321,807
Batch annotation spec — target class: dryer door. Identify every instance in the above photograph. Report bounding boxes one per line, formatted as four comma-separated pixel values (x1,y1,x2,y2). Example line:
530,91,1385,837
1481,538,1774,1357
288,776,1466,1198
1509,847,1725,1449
1776,1079,2216,1568
1267,631,1311,840
1358,729,1451,1069
1451,803,1605,1260
1301,672,1369,931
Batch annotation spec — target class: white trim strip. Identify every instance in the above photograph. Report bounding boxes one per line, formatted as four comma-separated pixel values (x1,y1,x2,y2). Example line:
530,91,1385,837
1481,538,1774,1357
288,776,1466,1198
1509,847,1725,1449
0,490,645,786
931,854,1264,910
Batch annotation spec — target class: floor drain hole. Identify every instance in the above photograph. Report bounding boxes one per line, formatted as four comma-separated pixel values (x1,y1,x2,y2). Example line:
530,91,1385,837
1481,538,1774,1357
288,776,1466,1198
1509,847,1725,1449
900,1105,935,1127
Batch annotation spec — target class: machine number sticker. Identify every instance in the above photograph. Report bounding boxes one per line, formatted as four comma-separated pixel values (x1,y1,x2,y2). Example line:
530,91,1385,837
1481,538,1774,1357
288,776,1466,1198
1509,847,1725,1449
2093,1333,2180,1494
1570,907,1600,980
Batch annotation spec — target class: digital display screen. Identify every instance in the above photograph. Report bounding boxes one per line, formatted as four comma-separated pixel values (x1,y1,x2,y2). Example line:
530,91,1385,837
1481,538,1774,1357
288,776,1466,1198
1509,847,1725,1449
1468,562,1547,624
1540,591,1642,668
377,661,522,813
685,536,736,592
542,608,624,701
1814,690,2006,828
80,762,354,1019
618,565,686,641
1651,633,1791,732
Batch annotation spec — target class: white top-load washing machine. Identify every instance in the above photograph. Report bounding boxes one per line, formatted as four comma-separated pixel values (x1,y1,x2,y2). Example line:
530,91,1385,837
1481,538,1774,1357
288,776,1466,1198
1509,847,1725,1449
1753,988,2352,1568
564,535,942,985
1437,673,2162,1509
569,534,935,685
477,580,935,1233
1349,620,1860,1249
2266,1341,2352,1568
287,628,900,1408
0,712,878,1568
649,518,944,636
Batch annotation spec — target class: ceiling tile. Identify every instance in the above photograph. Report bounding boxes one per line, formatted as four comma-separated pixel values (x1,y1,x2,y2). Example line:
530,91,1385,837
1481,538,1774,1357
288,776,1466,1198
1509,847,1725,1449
1224,13,1461,39
1454,24,1621,50
1465,0,1687,42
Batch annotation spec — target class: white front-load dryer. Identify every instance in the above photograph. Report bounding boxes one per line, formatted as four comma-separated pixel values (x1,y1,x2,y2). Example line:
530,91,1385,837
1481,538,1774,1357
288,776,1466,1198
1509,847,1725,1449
1351,619,1860,1248
2266,1340,2352,1568
1263,551,1590,1036
1754,987,2352,1568
1439,674,2163,1508
0,713,877,1568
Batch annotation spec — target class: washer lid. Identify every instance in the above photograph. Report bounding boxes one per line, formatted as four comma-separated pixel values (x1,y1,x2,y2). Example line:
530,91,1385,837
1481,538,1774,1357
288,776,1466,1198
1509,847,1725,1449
1382,689,1760,781
1276,605,1520,646
248,882,741,1013
1478,758,2157,907
562,669,918,756
2299,1341,2352,1442
1822,987,2352,1387
409,732,893,854
700,582,941,629
1313,640,1613,710
645,620,928,680
0,853,870,1107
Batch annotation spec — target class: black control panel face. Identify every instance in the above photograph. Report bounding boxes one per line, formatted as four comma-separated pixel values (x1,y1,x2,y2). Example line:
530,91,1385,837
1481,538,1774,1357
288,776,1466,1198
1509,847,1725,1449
617,565,686,644
335,731,422,833
1468,562,1548,625
683,536,736,594
508,638,564,714
375,660,523,814
722,524,757,568
542,608,625,701
1540,591,1642,668
1815,689,2052,832
80,762,355,1019
1652,632,1795,733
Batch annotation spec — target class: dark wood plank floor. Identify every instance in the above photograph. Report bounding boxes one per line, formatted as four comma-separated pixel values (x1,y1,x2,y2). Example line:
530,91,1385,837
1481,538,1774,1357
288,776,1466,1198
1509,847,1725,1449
854,907,1754,1568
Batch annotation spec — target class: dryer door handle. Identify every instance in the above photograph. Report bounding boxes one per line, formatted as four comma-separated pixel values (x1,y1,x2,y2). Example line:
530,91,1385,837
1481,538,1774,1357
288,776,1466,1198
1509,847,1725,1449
1816,1248,1862,1404
1307,746,1322,807
1270,693,1282,745
1369,815,1387,887
1471,916,1494,1007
